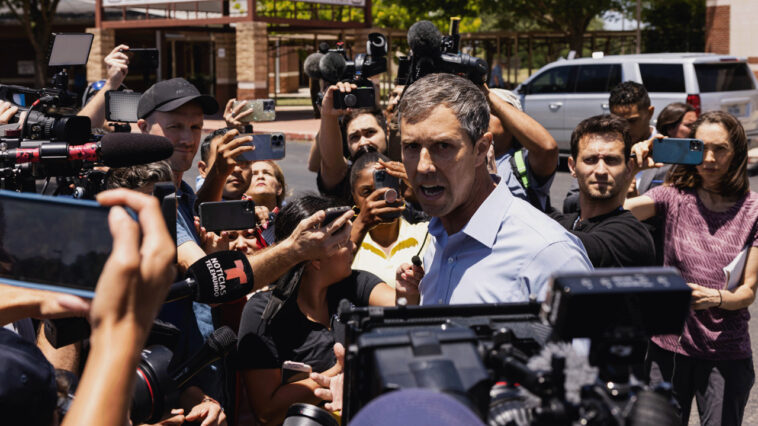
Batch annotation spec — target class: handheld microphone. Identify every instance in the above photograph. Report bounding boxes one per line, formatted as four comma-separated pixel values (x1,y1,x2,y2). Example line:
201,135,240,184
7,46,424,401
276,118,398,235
0,133,173,168
165,251,254,304
170,325,237,388
131,326,237,424
319,52,347,84
303,52,324,80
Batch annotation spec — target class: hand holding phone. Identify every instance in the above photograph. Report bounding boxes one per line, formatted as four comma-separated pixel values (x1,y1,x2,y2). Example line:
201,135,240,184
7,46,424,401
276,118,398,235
235,133,286,162
652,138,704,165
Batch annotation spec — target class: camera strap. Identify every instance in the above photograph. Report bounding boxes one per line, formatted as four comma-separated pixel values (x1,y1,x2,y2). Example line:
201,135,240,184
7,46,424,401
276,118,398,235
260,263,305,327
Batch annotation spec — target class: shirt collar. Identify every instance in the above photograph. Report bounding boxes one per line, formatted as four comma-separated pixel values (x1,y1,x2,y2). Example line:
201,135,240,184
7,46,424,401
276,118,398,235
428,175,511,249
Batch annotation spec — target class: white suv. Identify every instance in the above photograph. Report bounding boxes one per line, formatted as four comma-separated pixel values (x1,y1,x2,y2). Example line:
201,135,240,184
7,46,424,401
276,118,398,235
516,53,758,153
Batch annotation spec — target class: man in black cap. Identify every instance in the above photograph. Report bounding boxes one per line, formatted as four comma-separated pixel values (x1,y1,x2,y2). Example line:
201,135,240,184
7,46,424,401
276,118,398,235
137,77,245,424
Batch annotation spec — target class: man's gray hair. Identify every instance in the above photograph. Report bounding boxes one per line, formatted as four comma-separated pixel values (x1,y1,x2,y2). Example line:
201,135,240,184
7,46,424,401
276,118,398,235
398,73,490,144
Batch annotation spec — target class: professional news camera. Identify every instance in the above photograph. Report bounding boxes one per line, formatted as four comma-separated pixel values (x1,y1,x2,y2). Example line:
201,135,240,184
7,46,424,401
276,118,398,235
396,18,489,86
302,33,388,109
285,268,691,426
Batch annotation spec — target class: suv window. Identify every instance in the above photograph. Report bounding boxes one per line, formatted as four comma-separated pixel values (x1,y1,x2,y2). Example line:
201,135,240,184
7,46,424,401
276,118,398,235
639,64,686,92
527,66,574,94
574,64,622,93
695,63,755,92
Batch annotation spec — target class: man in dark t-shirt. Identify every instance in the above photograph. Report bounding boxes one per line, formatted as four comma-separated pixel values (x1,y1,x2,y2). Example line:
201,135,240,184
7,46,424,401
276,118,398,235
549,115,655,268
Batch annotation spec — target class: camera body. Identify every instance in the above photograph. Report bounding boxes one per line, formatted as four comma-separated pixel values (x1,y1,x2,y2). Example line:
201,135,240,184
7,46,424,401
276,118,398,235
332,87,376,110
397,18,488,86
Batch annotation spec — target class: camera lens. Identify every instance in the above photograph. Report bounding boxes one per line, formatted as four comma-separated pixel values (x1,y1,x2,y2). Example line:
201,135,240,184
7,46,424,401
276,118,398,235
690,140,702,151
344,94,357,108
384,188,398,203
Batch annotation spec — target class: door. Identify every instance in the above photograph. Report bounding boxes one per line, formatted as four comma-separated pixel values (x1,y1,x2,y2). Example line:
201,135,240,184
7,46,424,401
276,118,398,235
521,65,576,151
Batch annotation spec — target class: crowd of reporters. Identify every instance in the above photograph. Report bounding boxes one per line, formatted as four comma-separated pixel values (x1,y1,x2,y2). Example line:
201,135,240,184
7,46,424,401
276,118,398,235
0,25,756,426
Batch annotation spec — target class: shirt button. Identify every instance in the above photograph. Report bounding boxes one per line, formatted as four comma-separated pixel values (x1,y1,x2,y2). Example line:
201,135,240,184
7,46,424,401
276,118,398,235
448,257,454,264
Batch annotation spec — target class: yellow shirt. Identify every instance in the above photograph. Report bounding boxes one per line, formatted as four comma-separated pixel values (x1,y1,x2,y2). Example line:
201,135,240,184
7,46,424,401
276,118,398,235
351,217,430,288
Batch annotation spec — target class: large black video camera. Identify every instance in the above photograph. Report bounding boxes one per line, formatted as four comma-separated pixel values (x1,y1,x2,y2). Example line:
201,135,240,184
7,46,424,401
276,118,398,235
303,34,388,110
397,18,488,86
286,268,692,426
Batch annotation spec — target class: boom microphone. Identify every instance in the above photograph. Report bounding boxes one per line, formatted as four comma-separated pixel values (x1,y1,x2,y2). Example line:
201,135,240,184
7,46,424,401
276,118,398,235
407,20,442,57
319,52,347,84
165,251,254,304
304,52,324,80
0,133,173,168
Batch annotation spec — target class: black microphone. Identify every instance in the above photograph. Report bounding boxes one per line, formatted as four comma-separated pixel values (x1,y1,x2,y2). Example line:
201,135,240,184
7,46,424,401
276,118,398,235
165,251,254,304
171,325,237,388
0,133,173,168
303,52,324,80
407,20,442,57
319,52,347,84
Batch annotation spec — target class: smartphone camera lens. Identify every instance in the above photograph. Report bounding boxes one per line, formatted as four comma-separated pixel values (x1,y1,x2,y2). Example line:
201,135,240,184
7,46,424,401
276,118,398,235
690,140,702,151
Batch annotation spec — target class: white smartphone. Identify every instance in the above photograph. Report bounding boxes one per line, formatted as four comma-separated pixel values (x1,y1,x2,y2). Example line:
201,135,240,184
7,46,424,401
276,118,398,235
282,360,312,384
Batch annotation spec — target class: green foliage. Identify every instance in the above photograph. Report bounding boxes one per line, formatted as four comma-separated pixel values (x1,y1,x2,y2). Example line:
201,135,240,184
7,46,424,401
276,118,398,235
372,0,482,32
642,0,704,52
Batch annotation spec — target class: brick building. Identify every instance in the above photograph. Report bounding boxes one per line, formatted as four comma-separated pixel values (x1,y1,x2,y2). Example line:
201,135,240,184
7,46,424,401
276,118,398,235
706,0,758,78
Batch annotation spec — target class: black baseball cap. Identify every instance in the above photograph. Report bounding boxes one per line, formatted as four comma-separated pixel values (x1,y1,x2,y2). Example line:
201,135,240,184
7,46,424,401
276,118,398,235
138,77,219,119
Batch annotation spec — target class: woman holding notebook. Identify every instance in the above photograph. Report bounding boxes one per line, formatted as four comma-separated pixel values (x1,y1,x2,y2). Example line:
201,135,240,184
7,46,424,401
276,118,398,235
625,110,757,425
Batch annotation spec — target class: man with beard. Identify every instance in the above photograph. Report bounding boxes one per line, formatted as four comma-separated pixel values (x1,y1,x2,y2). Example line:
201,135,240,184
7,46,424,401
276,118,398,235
549,115,655,267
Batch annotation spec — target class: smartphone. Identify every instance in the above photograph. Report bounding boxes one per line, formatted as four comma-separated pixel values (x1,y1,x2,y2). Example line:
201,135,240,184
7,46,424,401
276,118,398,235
652,138,704,165
373,169,402,220
48,33,93,67
199,199,257,232
282,360,312,384
235,133,286,162
105,90,141,123
333,86,375,109
232,99,276,122
323,206,352,228
123,48,159,71
0,190,113,298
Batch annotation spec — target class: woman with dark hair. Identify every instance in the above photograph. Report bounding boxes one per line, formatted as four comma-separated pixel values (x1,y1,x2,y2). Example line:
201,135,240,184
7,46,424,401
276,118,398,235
236,194,398,425
349,151,430,287
656,102,697,138
625,110,757,425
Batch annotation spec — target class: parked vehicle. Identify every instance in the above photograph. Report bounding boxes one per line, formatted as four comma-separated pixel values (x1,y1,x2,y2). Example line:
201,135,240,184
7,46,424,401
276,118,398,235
516,53,758,159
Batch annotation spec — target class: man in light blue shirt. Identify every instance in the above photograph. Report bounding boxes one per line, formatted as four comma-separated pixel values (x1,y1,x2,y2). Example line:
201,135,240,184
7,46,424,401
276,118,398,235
394,73,592,305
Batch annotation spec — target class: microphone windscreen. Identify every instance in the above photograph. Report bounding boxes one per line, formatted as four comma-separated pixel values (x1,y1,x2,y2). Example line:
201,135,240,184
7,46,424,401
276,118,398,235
100,133,174,168
319,52,347,84
208,325,237,355
186,251,254,303
407,21,441,57
304,52,324,80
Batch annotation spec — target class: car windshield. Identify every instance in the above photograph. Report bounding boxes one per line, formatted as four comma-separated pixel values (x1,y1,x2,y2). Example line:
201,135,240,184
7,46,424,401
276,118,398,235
695,63,755,92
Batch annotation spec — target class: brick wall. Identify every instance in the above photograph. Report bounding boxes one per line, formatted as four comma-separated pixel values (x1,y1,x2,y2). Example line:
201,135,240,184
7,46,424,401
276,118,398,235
236,22,268,99
212,32,236,105
705,5,730,54
268,46,300,94
86,28,115,82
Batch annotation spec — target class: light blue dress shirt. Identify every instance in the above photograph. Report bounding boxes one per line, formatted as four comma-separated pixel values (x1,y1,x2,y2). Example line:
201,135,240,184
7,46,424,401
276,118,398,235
496,149,554,211
420,177,593,305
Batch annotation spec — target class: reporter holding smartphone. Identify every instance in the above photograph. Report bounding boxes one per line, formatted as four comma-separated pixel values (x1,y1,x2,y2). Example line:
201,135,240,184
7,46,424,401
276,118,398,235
349,151,430,287
237,195,404,425
625,111,758,425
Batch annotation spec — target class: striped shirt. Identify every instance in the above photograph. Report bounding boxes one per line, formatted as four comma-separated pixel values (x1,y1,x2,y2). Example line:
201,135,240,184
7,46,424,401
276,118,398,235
648,186,758,360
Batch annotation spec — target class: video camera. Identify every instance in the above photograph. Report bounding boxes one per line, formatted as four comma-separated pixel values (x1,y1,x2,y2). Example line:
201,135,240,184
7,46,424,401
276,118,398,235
303,33,388,110
397,18,489,86
285,268,691,426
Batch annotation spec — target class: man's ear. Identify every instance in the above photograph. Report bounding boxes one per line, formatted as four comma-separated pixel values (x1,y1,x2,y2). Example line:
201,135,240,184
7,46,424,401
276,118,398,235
197,160,208,177
568,156,577,178
137,118,148,134
475,132,493,165
647,105,655,119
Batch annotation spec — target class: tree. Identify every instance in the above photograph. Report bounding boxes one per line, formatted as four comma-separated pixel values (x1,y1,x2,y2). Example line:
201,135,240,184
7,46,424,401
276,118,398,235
642,0,704,53
0,0,62,88
480,0,624,56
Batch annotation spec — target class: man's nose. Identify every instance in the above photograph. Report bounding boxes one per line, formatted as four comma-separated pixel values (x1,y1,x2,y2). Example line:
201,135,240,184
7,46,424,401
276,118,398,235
417,147,435,174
